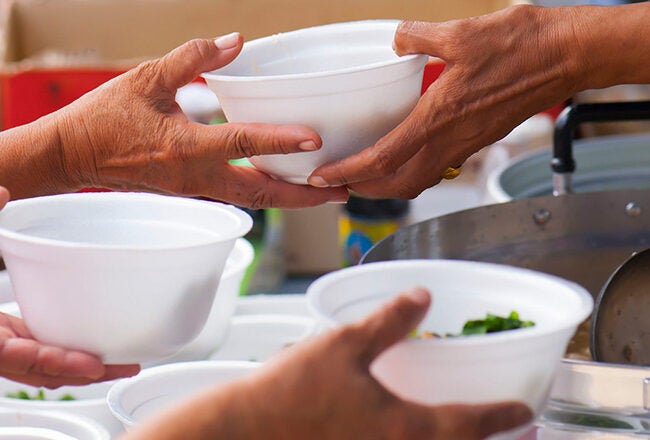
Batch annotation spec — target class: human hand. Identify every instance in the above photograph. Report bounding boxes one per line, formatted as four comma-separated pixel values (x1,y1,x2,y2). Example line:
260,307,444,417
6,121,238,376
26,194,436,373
55,33,348,209
0,186,139,388
0,310,139,388
308,5,584,198
0,186,8,210
125,289,531,440
242,288,532,439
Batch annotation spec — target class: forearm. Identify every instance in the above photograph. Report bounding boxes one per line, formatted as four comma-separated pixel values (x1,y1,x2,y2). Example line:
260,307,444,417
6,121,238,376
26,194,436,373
569,3,650,90
0,112,80,199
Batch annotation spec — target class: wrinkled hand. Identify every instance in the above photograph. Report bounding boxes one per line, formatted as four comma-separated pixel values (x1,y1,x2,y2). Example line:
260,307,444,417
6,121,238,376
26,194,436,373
309,5,584,198
0,185,139,388
56,33,348,209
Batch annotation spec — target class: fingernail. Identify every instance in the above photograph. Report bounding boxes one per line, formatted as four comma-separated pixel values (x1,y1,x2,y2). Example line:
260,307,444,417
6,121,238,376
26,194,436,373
298,140,318,151
214,32,240,50
329,191,349,204
405,287,430,306
308,176,330,188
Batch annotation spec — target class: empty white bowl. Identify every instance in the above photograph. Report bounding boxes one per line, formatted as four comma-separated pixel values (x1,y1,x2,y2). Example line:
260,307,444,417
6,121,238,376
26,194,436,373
209,314,316,362
156,238,255,363
307,260,593,440
0,192,252,364
234,293,310,316
107,360,260,430
202,20,428,184
0,408,109,440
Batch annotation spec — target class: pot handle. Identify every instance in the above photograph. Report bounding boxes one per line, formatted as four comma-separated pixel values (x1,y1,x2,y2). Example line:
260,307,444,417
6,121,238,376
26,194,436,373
551,100,650,195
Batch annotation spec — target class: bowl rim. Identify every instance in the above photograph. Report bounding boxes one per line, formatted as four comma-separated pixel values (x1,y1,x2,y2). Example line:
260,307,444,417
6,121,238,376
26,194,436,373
201,19,428,83
106,360,261,428
0,407,110,439
306,259,594,346
0,192,252,252
0,378,116,409
222,238,255,280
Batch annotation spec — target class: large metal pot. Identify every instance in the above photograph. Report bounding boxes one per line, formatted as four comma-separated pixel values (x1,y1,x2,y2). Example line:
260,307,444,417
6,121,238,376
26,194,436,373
361,101,650,434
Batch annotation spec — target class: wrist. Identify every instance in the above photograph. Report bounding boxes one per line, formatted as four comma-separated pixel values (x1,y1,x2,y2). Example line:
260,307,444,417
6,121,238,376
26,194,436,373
568,3,650,90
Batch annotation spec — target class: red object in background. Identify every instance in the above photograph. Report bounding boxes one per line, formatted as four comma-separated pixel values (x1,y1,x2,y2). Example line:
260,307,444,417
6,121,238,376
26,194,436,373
419,58,566,119
0,69,125,130
421,59,446,95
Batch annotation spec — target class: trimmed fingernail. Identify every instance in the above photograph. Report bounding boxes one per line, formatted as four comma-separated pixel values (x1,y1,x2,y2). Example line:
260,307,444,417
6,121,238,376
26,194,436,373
308,176,330,188
214,32,240,50
298,140,318,151
405,287,430,306
328,191,350,204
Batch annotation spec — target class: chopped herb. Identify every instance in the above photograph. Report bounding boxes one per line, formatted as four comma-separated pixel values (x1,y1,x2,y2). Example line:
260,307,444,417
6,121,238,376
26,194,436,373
414,311,535,338
5,389,76,401
460,311,534,335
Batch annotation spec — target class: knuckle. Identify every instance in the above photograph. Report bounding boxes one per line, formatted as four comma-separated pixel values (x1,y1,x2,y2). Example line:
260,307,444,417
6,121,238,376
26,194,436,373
369,149,399,176
228,128,259,158
246,188,274,210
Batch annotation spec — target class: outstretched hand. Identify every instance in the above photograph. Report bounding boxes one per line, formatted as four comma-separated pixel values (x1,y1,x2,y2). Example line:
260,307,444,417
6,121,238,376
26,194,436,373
123,288,532,440
309,5,582,198
52,33,348,209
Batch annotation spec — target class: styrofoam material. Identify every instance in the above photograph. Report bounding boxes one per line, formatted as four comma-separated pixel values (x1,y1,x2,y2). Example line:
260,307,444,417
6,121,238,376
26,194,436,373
157,238,255,363
0,408,109,440
307,260,593,440
234,294,310,316
202,20,428,184
107,360,260,430
209,314,316,362
0,376,122,438
0,192,252,364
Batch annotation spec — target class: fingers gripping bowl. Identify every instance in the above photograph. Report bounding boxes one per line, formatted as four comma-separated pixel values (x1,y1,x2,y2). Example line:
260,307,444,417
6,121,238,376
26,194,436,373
202,20,428,184
0,192,252,364
306,260,593,440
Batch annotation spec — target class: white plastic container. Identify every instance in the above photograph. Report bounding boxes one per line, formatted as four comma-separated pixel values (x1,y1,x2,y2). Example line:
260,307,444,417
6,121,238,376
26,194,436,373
107,360,260,431
307,260,593,440
0,378,122,438
0,192,252,364
209,314,315,362
202,20,428,184
0,408,109,440
158,238,255,363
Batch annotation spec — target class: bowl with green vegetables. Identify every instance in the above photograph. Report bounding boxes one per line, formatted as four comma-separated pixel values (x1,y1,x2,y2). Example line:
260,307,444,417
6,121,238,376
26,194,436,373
307,260,593,440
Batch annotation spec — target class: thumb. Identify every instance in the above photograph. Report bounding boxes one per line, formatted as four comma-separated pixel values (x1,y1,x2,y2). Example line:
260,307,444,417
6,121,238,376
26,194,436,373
0,186,9,209
155,33,244,90
356,287,431,366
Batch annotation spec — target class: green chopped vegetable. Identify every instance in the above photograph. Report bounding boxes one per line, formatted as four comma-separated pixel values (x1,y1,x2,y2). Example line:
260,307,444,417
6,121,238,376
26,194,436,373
5,389,76,401
544,409,634,430
415,311,535,338
460,311,535,336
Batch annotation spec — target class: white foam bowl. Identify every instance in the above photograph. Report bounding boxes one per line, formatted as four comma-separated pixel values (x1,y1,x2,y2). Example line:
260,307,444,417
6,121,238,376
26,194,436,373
307,260,593,440
202,20,428,184
0,192,252,364
0,379,122,438
234,294,309,316
209,314,316,362
0,408,109,440
107,360,260,431
157,238,255,363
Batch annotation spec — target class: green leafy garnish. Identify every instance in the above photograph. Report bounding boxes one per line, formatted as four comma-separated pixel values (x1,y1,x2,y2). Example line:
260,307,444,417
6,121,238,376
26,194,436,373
415,311,535,338
460,311,535,336
5,389,76,401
